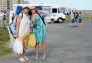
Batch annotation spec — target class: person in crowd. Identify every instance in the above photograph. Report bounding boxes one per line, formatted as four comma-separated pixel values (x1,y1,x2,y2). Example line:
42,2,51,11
9,11,15,25
78,11,83,25
74,11,78,26
16,7,30,62
29,6,46,60
71,10,78,26
0,10,4,27
3,10,7,26
71,10,75,26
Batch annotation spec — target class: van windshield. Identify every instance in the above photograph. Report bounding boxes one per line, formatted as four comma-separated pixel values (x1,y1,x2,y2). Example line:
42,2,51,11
52,8,57,13
42,7,51,12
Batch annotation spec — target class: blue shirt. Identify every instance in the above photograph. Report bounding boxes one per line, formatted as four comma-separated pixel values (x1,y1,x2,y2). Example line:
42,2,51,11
79,14,83,19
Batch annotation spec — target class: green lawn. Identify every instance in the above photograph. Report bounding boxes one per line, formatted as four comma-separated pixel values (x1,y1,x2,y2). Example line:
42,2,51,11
66,16,71,22
0,27,13,57
81,11,92,16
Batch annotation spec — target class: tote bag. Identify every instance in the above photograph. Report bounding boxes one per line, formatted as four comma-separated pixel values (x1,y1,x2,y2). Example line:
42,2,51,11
27,33,36,48
13,38,23,54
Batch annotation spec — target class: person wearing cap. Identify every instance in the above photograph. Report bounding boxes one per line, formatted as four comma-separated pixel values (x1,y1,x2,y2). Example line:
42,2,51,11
16,7,30,62
29,6,47,60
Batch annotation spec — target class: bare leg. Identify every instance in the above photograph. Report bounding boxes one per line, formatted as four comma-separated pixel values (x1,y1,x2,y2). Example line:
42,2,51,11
35,43,39,56
80,23,82,26
41,41,46,57
20,40,26,58
71,23,74,26
75,23,77,26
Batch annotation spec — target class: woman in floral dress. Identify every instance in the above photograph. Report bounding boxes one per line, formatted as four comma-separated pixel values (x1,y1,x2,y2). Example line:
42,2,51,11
30,7,46,60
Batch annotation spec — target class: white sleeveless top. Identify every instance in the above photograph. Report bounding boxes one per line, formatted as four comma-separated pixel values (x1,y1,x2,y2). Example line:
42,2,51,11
19,13,30,38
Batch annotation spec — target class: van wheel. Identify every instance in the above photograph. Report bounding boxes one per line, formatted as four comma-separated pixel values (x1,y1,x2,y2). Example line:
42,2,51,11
57,18,63,23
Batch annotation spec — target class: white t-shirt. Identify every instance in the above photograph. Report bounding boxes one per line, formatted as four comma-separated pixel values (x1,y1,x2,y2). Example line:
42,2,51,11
0,12,4,17
9,11,15,25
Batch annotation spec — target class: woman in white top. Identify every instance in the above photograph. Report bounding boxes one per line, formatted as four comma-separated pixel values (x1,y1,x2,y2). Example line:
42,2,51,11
16,7,30,62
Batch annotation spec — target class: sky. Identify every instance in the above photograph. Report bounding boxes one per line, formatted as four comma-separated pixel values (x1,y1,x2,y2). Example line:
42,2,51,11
29,0,92,10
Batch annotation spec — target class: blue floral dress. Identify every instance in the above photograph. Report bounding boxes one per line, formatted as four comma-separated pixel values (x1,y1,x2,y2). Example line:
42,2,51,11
30,14,46,43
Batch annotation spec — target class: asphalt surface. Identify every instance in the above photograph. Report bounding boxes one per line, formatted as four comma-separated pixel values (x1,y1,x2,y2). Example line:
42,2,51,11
0,23,92,63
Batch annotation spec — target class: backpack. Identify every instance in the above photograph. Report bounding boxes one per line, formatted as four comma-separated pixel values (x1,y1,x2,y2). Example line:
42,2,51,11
12,12,23,27
9,12,23,35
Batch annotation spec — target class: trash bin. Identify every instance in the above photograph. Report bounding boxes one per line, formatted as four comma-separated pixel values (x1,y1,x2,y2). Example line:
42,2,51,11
50,19,54,24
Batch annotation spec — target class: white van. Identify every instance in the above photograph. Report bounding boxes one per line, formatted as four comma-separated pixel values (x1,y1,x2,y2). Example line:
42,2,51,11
44,6,66,23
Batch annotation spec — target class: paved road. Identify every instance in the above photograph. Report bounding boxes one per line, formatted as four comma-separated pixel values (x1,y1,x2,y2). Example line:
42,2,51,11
0,23,92,63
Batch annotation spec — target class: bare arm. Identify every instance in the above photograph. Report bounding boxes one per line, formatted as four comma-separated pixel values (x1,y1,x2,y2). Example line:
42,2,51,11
16,14,21,37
